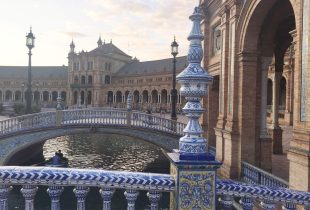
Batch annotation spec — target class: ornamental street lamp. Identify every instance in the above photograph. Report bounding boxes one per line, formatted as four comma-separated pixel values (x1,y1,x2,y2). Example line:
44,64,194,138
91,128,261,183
171,36,179,121
26,27,35,114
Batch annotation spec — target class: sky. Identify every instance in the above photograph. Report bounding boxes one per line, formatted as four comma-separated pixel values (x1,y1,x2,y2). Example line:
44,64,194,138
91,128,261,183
0,0,198,66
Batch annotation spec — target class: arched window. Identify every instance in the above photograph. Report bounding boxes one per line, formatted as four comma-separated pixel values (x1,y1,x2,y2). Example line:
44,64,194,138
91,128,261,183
142,90,148,103
105,75,111,84
161,89,168,104
107,91,113,103
52,91,58,101
61,91,67,102
81,76,86,85
116,91,122,103
88,75,93,84
5,90,12,101
43,91,49,102
133,90,139,103
151,90,158,103
74,76,79,84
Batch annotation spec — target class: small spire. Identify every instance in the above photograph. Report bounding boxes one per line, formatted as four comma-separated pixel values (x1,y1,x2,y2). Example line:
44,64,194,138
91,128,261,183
97,35,103,47
70,39,75,53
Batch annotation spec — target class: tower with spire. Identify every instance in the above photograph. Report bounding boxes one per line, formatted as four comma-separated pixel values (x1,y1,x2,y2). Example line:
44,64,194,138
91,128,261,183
97,35,103,47
70,40,75,53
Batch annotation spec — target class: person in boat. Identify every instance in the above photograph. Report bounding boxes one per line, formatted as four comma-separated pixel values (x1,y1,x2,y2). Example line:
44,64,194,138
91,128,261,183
52,152,60,165
56,150,63,159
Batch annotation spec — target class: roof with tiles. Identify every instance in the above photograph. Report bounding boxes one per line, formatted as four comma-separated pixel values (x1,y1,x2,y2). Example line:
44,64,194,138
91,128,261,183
115,56,188,76
0,66,68,80
89,42,131,58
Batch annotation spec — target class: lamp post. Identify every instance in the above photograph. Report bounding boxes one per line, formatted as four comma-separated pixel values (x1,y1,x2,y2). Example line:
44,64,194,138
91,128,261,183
171,36,179,121
26,28,35,114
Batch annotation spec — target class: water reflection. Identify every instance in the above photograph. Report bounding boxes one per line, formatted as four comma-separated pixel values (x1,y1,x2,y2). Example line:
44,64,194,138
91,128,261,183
43,133,169,173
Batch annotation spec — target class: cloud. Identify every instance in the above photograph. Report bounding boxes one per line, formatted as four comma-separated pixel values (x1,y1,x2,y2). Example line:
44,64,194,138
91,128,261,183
61,32,88,38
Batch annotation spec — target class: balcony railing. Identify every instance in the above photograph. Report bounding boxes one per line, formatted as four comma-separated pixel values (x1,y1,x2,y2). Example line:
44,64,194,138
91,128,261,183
241,161,289,188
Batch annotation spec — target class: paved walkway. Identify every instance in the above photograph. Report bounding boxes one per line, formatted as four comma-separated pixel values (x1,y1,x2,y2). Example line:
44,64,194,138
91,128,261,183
271,125,291,182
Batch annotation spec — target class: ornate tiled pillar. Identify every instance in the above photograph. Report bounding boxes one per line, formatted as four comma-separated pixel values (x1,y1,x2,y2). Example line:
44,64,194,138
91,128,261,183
20,185,38,210
168,7,221,210
0,185,11,210
74,186,89,210
147,191,161,210
124,189,139,210
47,186,64,210
99,188,115,210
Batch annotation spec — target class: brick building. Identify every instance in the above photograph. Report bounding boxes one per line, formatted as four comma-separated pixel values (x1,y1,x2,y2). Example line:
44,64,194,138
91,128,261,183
199,0,309,191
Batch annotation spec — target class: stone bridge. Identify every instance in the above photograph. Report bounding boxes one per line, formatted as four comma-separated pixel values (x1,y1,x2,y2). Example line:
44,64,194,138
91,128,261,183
0,108,186,165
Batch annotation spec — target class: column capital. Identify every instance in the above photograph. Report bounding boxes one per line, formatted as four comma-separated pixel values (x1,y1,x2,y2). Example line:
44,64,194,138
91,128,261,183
20,185,38,200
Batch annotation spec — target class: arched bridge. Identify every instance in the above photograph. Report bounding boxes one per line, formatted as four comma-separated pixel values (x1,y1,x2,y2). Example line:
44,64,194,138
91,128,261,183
0,108,186,165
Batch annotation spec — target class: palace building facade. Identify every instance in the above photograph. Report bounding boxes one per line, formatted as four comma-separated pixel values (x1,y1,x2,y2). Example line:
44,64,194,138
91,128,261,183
0,37,187,113
199,0,309,191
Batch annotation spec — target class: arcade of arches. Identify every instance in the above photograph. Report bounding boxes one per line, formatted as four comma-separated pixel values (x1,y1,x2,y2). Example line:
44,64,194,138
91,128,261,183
200,0,309,191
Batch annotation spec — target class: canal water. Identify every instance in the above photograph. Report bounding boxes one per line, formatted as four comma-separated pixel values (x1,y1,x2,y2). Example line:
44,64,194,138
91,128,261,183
9,133,171,210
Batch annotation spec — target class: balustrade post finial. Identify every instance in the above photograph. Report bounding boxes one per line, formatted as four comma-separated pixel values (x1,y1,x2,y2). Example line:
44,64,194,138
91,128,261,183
99,188,115,210
147,191,161,210
47,186,64,210
124,189,139,210
74,186,90,210
176,6,213,160
220,195,233,210
0,185,11,210
167,6,221,210
20,185,38,210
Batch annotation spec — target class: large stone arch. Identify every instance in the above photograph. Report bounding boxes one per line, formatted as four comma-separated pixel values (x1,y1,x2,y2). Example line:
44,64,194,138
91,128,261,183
1,127,180,166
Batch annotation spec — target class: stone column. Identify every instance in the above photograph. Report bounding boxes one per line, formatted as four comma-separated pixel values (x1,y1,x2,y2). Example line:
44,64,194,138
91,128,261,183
147,191,161,210
168,7,221,210
259,57,273,171
270,71,283,154
215,3,229,164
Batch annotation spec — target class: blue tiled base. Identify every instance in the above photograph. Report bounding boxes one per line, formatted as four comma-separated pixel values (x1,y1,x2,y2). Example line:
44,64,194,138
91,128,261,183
172,149,216,161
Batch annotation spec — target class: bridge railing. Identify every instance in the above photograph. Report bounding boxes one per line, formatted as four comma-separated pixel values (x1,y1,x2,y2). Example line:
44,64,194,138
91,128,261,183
131,111,185,135
241,161,289,188
62,109,127,126
0,166,308,210
0,112,56,136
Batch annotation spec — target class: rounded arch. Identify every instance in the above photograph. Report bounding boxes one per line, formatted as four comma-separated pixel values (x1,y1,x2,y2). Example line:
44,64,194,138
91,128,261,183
61,91,67,102
87,91,92,105
151,90,158,103
161,89,168,104
238,0,297,53
133,90,139,103
81,76,86,85
52,91,58,102
33,91,40,104
88,75,93,84
80,91,85,105
15,91,22,101
74,76,79,84
73,91,78,105
116,91,122,103
107,91,113,103
142,90,149,103
43,91,49,102
5,90,12,101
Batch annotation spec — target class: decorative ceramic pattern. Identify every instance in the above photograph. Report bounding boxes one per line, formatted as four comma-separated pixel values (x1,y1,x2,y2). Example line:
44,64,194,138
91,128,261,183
301,0,309,121
0,166,175,191
179,171,215,210
176,7,213,158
